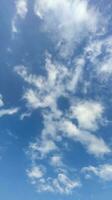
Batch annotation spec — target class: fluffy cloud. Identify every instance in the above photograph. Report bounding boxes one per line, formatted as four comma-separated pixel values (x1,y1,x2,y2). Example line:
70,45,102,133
27,166,44,180
34,0,101,57
70,101,104,131
82,164,112,181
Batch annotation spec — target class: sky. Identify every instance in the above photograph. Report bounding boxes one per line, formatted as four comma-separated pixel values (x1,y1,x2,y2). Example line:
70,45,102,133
0,0,112,200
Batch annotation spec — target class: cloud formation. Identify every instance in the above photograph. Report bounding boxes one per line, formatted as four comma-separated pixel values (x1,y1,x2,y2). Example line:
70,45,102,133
12,0,28,33
15,50,111,193
0,107,19,118
34,0,102,57
13,0,112,195
27,164,80,194
82,164,112,181
70,101,104,131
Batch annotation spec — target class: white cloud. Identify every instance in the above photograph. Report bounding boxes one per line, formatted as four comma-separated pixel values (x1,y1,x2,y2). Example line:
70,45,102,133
52,173,80,194
15,53,111,175
12,0,28,34
27,166,44,179
27,166,80,194
15,42,112,193
15,54,84,111
100,58,112,75
16,0,28,18
70,100,104,131
23,89,41,109
20,111,31,120
0,108,19,118
0,94,4,107
82,164,112,181
12,19,18,33
50,155,63,167
85,36,112,79
29,139,58,159
60,119,110,157
0,94,19,117
34,0,101,57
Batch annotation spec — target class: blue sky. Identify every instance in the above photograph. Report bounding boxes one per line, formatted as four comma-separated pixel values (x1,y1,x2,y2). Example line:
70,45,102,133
0,0,112,200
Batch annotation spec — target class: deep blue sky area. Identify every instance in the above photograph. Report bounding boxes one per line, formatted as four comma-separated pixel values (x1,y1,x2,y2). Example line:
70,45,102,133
0,0,112,200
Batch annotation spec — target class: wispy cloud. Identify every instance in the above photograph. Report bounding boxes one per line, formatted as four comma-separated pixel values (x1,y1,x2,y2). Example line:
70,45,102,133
13,0,112,195
15,53,84,111
34,0,103,58
59,118,110,157
12,0,28,33
0,108,19,118
15,44,111,193
0,94,19,118
0,94,4,107
82,164,112,181
27,164,80,194
85,36,112,80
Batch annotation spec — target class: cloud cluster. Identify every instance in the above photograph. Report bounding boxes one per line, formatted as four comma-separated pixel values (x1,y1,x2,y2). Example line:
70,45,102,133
15,53,84,111
82,164,112,181
70,101,104,131
27,164,80,194
15,50,111,193
59,119,110,157
12,0,112,195
85,36,112,79
34,0,101,58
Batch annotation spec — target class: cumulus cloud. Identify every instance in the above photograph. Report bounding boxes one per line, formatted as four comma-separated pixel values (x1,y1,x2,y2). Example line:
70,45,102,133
27,165,44,180
34,0,101,57
70,100,104,131
82,164,112,181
